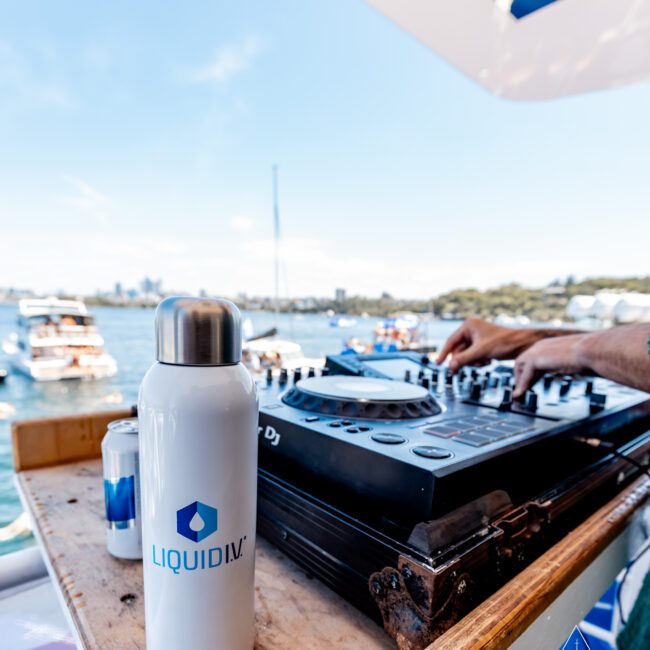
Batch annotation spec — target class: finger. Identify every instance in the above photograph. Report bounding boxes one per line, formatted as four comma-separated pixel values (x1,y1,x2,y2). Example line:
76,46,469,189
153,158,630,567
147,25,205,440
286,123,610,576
514,359,538,398
447,342,470,372
449,341,491,372
436,326,469,364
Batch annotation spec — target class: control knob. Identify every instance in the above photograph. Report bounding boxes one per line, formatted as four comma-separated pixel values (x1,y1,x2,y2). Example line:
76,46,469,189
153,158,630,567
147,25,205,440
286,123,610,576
498,386,513,411
589,392,607,413
524,390,538,412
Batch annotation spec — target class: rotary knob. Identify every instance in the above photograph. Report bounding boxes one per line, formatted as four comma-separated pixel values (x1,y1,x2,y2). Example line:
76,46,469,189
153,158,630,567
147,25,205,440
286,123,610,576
279,368,288,385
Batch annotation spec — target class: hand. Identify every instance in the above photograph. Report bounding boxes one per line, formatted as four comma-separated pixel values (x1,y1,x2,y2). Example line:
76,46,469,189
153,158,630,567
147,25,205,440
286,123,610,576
437,318,540,373
513,334,589,398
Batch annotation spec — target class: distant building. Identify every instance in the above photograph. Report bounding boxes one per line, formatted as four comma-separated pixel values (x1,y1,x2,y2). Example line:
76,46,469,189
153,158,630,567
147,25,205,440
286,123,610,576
141,277,162,295
199,288,208,298
335,288,346,302
114,282,123,298
380,291,393,301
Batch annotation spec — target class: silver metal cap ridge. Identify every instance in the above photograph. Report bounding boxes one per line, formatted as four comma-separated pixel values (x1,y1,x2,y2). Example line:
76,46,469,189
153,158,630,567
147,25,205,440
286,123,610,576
155,297,241,366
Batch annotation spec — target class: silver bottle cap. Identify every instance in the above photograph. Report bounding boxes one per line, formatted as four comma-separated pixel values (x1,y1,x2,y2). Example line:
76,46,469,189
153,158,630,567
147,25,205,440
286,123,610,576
155,297,241,366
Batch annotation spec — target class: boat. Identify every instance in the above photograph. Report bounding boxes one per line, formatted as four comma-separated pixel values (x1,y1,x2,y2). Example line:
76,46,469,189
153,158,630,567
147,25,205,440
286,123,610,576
1,298,118,382
494,314,531,326
329,315,357,328
243,337,324,375
613,293,650,324
343,312,440,355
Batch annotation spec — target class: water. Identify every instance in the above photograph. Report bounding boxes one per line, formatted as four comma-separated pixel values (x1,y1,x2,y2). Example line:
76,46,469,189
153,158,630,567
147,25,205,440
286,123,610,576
0,302,461,556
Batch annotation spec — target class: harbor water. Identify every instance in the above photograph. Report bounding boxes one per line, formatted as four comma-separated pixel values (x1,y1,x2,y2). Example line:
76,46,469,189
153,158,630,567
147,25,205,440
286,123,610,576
0,302,460,555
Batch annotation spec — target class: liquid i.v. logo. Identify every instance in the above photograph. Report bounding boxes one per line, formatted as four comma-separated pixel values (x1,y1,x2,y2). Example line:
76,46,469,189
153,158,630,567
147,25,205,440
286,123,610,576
176,501,218,542
151,500,248,575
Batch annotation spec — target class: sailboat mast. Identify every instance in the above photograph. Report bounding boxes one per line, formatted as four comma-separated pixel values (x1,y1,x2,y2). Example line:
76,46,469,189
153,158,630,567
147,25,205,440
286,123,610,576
272,164,280,316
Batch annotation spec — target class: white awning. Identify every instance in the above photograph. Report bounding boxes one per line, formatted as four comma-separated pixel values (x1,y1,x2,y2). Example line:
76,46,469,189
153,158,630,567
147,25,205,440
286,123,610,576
367,0,650,100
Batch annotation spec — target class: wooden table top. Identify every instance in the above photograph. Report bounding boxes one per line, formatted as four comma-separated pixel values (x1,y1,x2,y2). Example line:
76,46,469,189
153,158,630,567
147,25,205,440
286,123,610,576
16,458,393,650
12,408,650,650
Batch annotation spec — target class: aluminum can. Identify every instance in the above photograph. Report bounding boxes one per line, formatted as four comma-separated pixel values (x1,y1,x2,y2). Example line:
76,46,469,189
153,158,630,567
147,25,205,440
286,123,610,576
102,417,142,559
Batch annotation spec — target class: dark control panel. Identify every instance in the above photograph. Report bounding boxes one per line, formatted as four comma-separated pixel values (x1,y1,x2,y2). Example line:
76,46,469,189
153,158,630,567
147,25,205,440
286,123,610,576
257,352,650,522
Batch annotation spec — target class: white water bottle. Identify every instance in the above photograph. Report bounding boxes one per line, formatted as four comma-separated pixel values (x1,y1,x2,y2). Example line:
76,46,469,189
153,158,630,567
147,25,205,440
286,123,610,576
139,297,258,650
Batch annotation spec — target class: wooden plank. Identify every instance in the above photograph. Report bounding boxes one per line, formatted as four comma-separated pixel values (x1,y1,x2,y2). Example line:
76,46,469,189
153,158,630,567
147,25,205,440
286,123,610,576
12,409,133,471
17,459,392,650
429,475,650,650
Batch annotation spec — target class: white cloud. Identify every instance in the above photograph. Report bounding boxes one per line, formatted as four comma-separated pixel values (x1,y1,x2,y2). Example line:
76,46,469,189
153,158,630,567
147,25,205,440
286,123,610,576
0,39,75,112
61,175,110,222
183,35,262,84
229,216,257,232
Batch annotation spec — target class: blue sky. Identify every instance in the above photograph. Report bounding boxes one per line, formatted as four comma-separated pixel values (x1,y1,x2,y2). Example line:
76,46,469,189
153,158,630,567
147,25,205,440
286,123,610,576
1,1,648,299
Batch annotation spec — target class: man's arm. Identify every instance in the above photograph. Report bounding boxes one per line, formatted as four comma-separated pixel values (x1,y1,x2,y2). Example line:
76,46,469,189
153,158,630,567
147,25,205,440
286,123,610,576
513,324,650,396
437,317,582,372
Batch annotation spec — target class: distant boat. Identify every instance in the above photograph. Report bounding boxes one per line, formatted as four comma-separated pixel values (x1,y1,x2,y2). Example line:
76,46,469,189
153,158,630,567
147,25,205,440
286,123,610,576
494,314,531,326
1,298,118,382
613,293,650,324
243,337,324,375
343,311,439,355
329,315,357,328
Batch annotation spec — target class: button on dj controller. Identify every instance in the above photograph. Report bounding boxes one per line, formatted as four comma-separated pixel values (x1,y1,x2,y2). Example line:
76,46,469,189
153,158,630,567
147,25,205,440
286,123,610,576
371,433,406,444
412,446,453,459
257,351,650,522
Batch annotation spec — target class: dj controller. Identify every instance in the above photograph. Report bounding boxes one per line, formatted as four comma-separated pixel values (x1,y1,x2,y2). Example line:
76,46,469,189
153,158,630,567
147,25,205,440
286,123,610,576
254,351,650,646
257,352,650,523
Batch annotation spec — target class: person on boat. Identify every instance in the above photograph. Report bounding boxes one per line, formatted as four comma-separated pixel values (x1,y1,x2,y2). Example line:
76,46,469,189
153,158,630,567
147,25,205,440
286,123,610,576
437,317,650,396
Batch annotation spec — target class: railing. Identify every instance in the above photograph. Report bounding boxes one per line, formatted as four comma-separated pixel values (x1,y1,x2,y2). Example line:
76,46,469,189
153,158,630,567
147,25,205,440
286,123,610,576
28,325,100,339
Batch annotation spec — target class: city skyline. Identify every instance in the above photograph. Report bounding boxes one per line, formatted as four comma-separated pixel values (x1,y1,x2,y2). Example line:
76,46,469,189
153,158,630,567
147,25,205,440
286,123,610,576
1,1,649,299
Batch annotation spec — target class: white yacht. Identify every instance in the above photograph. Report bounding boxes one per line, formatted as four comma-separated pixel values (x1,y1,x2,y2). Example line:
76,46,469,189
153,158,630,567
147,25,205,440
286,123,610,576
2,298,118,382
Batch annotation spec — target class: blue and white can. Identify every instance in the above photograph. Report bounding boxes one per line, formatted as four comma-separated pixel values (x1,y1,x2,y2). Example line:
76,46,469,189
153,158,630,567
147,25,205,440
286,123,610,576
102,417,142,559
